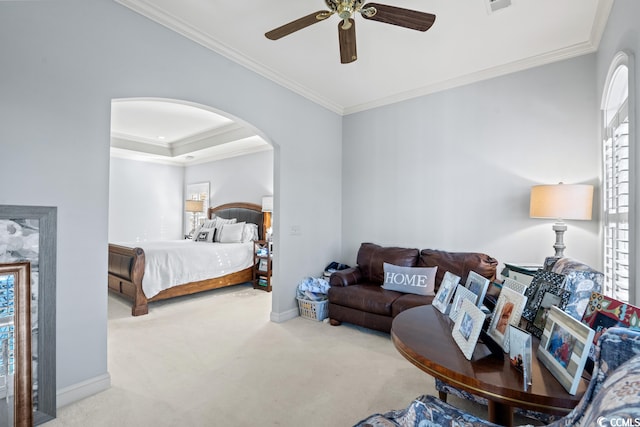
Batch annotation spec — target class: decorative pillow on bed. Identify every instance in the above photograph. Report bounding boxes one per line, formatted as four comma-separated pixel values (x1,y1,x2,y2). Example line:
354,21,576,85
218,222,246,243
195,228,216,242
242,223,259,242
212,217,238,241
190,219,217,240
381,262,437,296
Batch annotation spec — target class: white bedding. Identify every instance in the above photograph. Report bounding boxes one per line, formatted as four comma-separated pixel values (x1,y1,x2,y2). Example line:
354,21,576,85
115,240,254,299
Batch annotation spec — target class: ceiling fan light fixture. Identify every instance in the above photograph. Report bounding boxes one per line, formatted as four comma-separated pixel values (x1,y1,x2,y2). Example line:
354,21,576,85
337,2,353,19
265,0,435,63
361,7,377,18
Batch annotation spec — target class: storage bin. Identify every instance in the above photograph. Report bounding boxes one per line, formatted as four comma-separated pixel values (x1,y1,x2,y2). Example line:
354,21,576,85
297,297,328,321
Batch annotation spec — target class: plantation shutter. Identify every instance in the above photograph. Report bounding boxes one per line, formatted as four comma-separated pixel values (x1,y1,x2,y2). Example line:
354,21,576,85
603,99,630,302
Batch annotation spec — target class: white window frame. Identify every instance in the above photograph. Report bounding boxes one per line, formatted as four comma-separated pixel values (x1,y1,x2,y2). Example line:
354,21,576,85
601,51,637,305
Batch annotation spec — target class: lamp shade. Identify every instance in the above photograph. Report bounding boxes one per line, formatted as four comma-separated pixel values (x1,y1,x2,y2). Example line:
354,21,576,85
185,199,204,213
530,184,593,220
261,196,273,212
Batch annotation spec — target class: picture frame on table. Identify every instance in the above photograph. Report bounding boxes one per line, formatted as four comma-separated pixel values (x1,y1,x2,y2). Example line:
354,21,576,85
502,277,529,295
452,299,486,360
465,271,490,308
487,286,527,352
258,258,268,272
581,291,640,361
508,325,532,389
432,271,461,314
522,271,570,338
448,284,478,323
538,306,594,395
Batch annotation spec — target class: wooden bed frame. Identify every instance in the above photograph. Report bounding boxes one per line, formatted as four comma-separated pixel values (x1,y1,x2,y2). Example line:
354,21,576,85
108,202,265,316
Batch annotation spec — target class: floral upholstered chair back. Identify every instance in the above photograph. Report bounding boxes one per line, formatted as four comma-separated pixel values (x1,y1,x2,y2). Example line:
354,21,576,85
550,257,603,320
546,327,640,427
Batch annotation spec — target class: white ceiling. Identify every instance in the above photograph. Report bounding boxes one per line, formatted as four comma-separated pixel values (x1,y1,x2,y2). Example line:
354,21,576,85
111,0,613,164
117,0,613,115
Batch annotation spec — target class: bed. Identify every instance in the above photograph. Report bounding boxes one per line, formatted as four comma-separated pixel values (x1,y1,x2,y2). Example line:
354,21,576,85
108,202,265,316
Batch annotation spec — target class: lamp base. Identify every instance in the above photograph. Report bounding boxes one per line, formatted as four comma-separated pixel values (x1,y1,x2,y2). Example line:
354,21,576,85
551,221,567,258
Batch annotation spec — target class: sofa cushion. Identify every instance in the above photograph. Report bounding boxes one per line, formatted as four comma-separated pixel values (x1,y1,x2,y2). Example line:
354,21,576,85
419,249,498,291
328,284,403,316
357,243,419,284
392,293,436,317
381,263,437,296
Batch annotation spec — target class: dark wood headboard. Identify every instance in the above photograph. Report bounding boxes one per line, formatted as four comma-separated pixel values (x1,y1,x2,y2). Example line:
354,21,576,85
208,202,265,240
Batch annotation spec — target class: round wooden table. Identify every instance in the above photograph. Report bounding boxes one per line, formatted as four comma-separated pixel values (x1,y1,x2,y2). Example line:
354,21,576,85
391,305,587,427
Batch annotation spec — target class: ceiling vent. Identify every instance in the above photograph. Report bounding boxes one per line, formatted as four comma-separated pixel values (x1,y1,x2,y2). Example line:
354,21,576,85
486,0,512,13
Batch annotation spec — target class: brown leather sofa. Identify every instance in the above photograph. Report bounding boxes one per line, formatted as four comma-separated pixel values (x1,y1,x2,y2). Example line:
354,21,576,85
328,243,498,333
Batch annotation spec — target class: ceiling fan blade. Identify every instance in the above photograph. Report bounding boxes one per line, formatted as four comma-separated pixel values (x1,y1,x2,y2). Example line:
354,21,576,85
265,10,333,40
361,3,435,32
338,18,357,64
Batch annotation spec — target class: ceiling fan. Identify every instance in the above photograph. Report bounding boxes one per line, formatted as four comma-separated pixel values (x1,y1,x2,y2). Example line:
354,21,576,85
265,0,436,64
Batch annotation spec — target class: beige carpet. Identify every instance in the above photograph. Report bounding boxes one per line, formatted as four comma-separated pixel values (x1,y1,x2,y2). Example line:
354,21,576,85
44,285,540,426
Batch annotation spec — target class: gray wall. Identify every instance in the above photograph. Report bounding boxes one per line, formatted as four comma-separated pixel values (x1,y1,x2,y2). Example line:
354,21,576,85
342,54,601,270
109,150,273,243
185,150,274,209
596,0,640,305
0,0,342,402
109,157,184,242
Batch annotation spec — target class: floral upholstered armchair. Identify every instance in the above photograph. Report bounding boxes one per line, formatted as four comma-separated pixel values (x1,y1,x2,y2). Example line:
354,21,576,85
354,327,640,427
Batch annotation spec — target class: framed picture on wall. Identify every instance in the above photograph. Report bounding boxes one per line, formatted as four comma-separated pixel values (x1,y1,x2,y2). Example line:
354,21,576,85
0,262,33,426
0,205,57,424
186,182,210,235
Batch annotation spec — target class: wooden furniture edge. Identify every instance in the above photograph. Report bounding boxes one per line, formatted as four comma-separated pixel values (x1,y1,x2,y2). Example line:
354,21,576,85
108,243,147,316
149,267,253,302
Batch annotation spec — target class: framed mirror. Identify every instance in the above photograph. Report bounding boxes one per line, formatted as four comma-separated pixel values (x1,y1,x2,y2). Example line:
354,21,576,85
0,262,33,427
0,206,56,425
185,182,210,236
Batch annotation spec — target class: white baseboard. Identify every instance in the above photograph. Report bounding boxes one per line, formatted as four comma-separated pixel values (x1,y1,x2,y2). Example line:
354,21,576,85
57,372,111,408
270,307,299,323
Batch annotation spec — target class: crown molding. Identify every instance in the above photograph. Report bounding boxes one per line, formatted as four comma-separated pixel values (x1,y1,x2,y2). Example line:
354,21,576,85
110,143,272,166
344,38,603,115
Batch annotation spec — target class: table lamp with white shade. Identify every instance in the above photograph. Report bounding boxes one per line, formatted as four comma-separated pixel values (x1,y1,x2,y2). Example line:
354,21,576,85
185,199,204,236
530,183,594,258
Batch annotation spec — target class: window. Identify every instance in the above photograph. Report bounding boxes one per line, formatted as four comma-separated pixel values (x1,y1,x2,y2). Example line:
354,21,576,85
602,53,632,303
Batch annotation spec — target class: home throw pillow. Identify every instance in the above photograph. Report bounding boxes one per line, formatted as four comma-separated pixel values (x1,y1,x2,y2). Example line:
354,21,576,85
381,263,437,296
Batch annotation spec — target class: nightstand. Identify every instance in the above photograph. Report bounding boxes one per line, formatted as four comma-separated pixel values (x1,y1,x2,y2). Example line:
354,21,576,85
253,240,272,292
501,262,542,286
